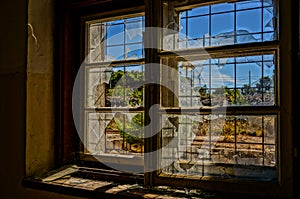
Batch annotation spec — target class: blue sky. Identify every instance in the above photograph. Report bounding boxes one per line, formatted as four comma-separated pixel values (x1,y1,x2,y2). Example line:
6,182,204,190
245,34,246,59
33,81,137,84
89,0,275,89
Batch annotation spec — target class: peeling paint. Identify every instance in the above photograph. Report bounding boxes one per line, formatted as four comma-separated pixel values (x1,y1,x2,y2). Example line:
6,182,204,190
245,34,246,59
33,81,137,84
27,23,40,50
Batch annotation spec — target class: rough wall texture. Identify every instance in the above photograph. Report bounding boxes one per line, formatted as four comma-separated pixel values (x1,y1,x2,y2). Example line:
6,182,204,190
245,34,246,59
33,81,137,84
26,0,56,177
0,0,84,198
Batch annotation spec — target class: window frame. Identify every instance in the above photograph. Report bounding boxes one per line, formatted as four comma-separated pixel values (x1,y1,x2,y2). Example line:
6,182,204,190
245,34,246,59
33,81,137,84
143,0,293,196
79,11,146,169
57,0,145,168
58,0,294,197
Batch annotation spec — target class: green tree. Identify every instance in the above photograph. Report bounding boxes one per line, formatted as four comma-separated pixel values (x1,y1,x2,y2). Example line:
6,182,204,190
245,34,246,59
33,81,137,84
241,84,255,95
224,87,245,105
109,70,124,88
114,113,144,145
107,70,144,107
256,76,272,93
198,84,208,97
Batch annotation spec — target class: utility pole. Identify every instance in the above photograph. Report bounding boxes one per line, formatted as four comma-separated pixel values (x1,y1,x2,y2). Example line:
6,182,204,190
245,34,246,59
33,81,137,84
249,70,251,86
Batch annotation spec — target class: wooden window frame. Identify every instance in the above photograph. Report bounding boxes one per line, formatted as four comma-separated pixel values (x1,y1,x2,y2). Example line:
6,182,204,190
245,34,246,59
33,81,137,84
79,11,146,171
58,0,295,197
145,0,293,197
57,0,145,167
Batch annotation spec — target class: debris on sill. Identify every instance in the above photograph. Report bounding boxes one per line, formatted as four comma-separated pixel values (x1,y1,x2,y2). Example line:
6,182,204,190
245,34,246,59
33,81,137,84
27,165,215,199
41,165,79,182
24,165,283,199
29,165,219,198
42,176,217,198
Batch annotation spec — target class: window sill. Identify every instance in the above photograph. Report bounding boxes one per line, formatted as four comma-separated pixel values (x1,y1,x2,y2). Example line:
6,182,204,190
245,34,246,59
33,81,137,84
22,165,285,199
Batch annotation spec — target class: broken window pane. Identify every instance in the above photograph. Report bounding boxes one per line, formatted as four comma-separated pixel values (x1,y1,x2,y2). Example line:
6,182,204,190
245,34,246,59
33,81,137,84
164,1,275,50
86,65,144,108
87,16,144,63
161,54,275,108
86,112,144,156
161,114,277,180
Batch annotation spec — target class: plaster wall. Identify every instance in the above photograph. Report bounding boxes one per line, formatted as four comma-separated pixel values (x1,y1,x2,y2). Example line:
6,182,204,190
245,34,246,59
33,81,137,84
0,0,84,198
26,0,56,177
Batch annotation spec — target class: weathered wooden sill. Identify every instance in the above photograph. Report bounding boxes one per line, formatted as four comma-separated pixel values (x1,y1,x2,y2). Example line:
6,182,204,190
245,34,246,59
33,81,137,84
22,165,284,199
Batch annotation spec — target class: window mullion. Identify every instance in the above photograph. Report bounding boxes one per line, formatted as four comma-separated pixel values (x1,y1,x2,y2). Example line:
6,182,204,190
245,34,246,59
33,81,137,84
144,0,163,188
159,41,278,60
